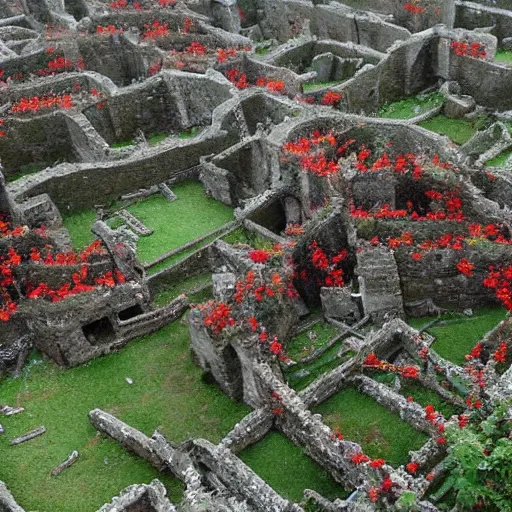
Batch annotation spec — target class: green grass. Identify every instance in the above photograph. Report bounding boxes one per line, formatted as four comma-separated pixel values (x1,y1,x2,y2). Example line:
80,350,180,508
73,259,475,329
303,81,343,92
408,307,507,366
222,227,275,250
0,321,250,512
6,162,48,183
379,92,444,119
418,114,490,145
127,181,233,264
494,49,512,65
147,132,168,145
429,307,507,366
285,322,338,361
239,431,350,503
152,272,212,307
62,209,98,250
485,148,512,167
372,373,458,419
284,324,355,391
178,126,202,139
313,387,428,467
110,140,134,149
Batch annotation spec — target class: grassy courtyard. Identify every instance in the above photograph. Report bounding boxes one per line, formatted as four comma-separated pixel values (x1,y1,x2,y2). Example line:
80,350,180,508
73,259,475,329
379,92,444,119
0,321,250,512
62,181,234,265
418,114,490,145
408,307,507,366
239,431,350,503
313,387,428,467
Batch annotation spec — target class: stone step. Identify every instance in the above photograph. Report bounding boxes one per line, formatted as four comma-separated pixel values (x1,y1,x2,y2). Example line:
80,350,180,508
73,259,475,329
118,210,153,236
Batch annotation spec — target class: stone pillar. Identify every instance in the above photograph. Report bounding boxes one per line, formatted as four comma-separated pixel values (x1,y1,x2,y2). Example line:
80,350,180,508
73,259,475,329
442,0,456,29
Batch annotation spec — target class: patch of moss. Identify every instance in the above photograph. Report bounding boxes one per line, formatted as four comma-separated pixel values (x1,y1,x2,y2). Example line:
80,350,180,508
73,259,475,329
303,81,344,92
485,148,512,167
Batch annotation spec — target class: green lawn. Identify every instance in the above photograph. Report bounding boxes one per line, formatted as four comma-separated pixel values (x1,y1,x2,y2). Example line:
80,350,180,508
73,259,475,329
494,49,512,65
313,387,428,467
239,431,350,503
62,182,233,262
126,181,233,264
418,114,489,145
0,321,250,512
408,307,507,366
486,148,512,167
152,272,212,307
379,92,444,119
222,227,274,250
62,209,98,250
429,308,507,366
373,373,458,419
285,321,338,361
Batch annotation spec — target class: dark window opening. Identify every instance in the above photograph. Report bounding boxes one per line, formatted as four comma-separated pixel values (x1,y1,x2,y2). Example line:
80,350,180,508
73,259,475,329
82,317,116,345
118,304,144,321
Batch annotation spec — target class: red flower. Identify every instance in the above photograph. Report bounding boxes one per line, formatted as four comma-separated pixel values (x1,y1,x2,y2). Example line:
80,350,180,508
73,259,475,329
369,459,385,469
368,488,379,502
351,452,370,464
248,250,271,264
456,258,475,277
269,338,283,355
381,477,393,491
406,461,419,474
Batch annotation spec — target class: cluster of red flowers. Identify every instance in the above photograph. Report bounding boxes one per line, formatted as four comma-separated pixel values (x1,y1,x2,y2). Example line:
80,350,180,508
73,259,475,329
216,47,240,64
248,249,272,264
307,241,347,287
96,25,124,35
143,20,169,39
451,41,487,59
10,93,74,114
456,257,475,277
282,130,340,177
110,0,176,8
493,341,508,363
483,264,512,310
363,352,420,379
224,69,286,94
0,229,127,322
284,223,304,237
320,91,343,106
185,42,206,55
405,2,425,15
197,301,236,335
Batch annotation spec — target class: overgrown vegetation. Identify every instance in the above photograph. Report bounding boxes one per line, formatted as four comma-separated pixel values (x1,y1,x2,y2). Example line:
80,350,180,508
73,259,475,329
433,401,512,511
313,387,428,466
0,321,250,512
152,272,212,307
239,431,350,503
303,81,344,92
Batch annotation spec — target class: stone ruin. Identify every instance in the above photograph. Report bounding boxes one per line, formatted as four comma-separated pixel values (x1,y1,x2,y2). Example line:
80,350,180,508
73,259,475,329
0,0,511,510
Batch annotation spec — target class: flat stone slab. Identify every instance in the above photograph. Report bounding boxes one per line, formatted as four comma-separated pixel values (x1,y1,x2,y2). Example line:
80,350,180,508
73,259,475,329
10,426,46,446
